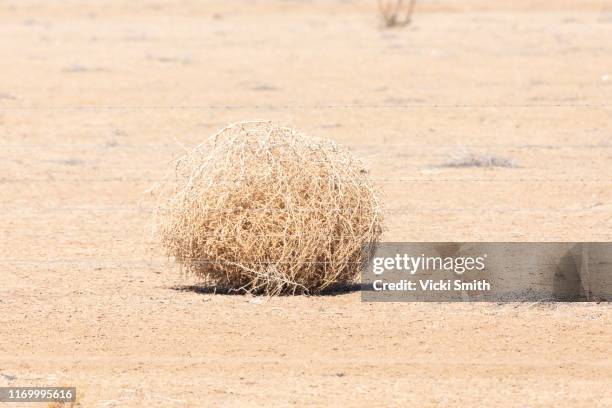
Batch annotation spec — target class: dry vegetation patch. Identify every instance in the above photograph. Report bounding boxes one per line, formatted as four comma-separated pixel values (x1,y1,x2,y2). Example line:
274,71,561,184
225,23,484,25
155,121,383,295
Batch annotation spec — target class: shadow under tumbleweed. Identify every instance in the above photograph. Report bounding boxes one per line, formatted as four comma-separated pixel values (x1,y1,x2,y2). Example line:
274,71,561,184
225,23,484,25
170,282,373,296
170,285,246,296
318,282,374,296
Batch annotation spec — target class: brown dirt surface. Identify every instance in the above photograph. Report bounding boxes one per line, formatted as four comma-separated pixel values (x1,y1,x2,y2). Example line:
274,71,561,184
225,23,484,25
1,0,611,406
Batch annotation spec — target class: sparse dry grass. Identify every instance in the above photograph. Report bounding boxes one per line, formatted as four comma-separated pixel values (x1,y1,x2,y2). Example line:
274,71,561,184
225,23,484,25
154,121,383,295
47,402,80,408
47,395,81,408
442,150,517,168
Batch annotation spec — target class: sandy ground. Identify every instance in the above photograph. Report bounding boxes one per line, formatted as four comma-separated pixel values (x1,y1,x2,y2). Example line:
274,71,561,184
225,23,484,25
1,0,612,406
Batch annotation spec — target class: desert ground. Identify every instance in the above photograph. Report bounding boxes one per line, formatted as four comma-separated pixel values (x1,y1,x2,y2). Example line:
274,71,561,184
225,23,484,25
1,0,612,406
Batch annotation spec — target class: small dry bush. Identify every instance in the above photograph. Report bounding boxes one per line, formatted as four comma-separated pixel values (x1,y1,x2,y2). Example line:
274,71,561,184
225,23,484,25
155,121,383,295
442,150,517,168
378,0,416,27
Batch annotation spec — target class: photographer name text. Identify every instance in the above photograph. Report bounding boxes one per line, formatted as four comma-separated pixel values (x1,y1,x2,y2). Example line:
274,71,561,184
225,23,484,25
373,279,491,292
